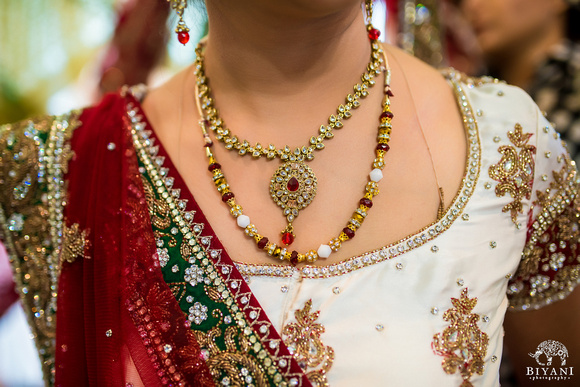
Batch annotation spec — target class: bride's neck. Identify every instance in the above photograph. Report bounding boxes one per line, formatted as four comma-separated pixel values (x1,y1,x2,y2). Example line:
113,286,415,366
203,1,371,98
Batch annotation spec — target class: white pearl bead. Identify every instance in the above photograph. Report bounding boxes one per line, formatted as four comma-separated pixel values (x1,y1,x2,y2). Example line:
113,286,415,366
369,168,383,182
317,244,332,259
237,215,250,228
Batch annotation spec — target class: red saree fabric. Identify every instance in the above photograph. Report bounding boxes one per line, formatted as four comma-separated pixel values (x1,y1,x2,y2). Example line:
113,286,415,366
55,93,213,386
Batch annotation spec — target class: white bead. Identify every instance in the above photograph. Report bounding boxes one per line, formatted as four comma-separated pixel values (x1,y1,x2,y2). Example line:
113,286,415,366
317,244,332,258
237,215,250,228
369,168,383,182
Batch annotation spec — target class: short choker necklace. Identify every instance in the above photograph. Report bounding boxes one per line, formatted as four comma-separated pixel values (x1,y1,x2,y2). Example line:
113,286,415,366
194,35,394,265
194,38,385,246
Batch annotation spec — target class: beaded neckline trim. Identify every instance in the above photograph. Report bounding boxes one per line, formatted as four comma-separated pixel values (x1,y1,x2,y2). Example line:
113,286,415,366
234,70,482,279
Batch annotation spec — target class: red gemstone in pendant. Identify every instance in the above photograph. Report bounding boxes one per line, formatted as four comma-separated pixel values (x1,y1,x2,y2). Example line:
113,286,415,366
282,232,294,246
178,31,190,45
287,177,299,192
368,28,381,40
208,163,221,171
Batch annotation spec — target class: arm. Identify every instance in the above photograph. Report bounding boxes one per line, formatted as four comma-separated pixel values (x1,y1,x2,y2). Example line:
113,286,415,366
503,106,580,386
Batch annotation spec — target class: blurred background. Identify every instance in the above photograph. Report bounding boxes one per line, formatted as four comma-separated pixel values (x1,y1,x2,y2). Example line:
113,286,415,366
1,0,579,386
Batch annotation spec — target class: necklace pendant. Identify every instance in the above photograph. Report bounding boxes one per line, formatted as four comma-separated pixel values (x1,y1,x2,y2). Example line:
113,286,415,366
270,161,318,243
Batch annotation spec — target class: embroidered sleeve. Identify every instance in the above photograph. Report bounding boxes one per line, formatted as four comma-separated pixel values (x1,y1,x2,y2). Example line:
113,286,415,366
507,111,580,311
0,113,80,385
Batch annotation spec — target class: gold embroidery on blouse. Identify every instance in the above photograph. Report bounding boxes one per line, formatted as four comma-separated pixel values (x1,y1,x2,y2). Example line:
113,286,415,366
432,288,489,387
489,123,536,224
193,326,269,386
508,156,580,310
60,222,90,264
0,113,80,386
282,300,334,387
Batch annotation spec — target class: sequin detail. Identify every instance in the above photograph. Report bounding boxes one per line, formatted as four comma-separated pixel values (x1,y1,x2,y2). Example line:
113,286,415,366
432,288,489,387
282,300,334,386
60,222,90,264
489,123,536,224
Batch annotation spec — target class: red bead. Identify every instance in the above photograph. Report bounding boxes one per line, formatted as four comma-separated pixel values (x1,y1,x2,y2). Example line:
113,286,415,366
257,237,269,249
386,89,394,97
287,177,299,192
368,28,381,40
208,163,221,171
343,227,355,239
221,192,234,202
282,232,294,246
380,111,394,120
360,198,373,208
376,143,390,152
177,31,190,45
290,252,299,266
203,141,213,147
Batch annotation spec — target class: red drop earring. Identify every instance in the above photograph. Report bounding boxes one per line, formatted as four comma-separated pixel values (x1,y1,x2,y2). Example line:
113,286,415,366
168,0,190,45
365,0,381,41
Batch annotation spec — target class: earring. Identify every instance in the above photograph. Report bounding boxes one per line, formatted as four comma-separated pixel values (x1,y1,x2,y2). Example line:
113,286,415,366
168,0,190,45
365,0,381,41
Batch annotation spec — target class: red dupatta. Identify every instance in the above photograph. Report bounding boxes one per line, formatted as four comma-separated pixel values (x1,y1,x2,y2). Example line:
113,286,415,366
55,92,213,386
54,90,311,386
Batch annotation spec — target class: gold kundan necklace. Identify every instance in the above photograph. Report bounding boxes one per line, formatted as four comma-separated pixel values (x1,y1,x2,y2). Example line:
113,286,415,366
194,25,393,264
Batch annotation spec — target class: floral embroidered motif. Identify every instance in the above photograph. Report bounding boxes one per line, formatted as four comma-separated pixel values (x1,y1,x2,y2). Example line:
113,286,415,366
193,326,269,386
432,288,489,387
489,123,536,224
60,222,90,264
508,157,580,310
282,300,334,387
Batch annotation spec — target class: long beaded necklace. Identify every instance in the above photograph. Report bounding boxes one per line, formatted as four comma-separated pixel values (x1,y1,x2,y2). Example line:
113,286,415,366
193,28,393,264
194,36,384,246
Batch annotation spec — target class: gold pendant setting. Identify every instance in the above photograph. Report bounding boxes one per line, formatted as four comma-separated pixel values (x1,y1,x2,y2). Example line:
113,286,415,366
270,161,317,244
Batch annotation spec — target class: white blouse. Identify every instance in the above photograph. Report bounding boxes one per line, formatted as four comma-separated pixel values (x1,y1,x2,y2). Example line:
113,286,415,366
234,72,580,386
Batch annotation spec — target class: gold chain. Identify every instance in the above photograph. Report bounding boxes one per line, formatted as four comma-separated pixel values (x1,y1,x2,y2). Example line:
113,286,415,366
194,41,384,162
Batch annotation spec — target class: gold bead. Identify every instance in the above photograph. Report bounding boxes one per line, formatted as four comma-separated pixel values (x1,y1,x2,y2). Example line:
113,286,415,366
306,250,318,262
352,213,364,223
339,232,349,242
330,237,342,251
273,248,281,258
